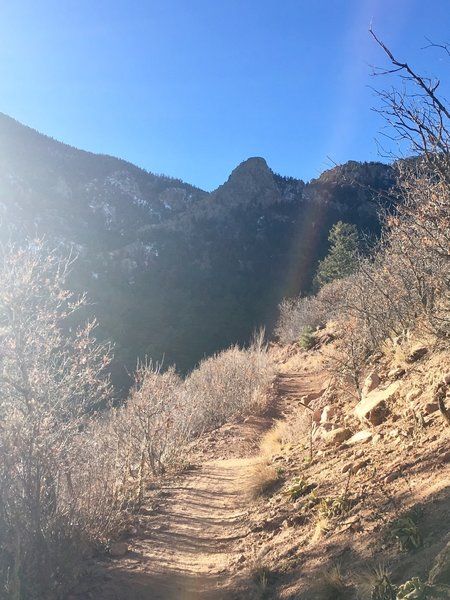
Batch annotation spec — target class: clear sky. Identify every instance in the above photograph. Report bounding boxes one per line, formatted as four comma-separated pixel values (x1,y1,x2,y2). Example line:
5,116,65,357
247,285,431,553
1,0,449,190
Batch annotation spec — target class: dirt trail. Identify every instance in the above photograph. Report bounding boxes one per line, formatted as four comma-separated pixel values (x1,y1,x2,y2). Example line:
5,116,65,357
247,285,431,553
91,370,325,600
98,458,252,599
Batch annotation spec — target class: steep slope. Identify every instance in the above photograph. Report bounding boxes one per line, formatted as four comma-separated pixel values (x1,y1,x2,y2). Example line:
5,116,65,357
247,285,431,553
0,114,397,387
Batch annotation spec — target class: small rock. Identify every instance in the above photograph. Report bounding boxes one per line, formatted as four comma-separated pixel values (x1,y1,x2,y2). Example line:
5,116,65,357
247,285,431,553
342,463,353,474
344,430,373,446
441,451,450,463
322,422,334,432
313,408,322,423
363,372,381,395
424,402,439,415
256,545,270,560
384,471,401,483
407,345,428,363
388,367,406,380
372,433,382,444
320,405,335,424
443,372,450,385
352,459,369,474
110,542,129,558
406,388,423,402
343,515,360,525
355,382,400,425
236,554,246,564
323,427,352,446
429,540,450,585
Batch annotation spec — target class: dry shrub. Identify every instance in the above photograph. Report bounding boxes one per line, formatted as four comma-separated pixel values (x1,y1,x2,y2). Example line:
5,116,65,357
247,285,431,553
0,244,275,599
276,163,450,399
275,278,354,346
110,363,190,506
312,564,350,600
184,330,274,433
0,242,115,599
275,296,324,344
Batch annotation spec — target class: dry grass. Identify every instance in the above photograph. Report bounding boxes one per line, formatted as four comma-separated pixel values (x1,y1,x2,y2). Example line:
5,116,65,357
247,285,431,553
355,564,396,600
311,564,350,600
311,516,329,544
260,421,286,457
246,460,280,499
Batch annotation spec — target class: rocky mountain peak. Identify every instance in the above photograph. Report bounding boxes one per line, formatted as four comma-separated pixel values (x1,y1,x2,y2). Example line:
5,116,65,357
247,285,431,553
212,156,280,207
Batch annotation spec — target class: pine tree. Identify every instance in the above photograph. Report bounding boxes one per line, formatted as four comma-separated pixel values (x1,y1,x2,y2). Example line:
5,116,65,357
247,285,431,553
313,221,360,289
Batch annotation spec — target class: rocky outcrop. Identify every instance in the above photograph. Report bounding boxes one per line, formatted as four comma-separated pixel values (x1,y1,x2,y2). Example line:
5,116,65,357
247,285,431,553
354,382,400,425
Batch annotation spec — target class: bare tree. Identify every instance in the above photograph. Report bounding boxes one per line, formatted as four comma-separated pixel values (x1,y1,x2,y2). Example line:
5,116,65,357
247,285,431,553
370,28,450,180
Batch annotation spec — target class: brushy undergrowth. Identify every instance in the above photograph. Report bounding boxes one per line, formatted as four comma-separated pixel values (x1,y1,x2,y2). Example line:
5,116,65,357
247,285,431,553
0,243,274,600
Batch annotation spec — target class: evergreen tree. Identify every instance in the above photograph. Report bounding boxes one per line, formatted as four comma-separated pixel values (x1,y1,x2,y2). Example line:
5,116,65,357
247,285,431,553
313,221,360,289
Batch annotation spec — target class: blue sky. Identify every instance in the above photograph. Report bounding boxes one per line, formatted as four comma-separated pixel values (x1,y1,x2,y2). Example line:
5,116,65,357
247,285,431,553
1,0,449,190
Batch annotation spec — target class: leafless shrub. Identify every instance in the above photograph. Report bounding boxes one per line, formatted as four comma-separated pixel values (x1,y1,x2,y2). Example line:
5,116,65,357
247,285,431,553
275,296,324,344
0,241,114,599
109,362,191,506
184,330,273,433
0,244,275,599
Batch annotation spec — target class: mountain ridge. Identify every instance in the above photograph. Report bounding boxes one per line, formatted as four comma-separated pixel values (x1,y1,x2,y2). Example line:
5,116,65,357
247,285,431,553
0,114,397,387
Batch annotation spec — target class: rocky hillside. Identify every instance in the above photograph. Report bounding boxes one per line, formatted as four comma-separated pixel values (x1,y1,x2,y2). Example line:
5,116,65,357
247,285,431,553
71,328,450,600
0,113,397,388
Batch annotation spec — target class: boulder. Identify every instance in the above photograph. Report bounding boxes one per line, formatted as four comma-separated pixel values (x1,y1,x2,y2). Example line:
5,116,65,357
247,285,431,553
354,382,400,426
407,345,428,363
362,372,380,396
323,427,352,446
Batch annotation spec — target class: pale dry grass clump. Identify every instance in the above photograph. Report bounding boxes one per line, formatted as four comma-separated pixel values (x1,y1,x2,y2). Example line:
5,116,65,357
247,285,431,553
312,564,350,600
259,421,287,457
246,460,280,499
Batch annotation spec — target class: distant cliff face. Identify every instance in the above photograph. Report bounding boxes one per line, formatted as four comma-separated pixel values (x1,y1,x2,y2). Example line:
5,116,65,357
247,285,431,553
0,114,397,391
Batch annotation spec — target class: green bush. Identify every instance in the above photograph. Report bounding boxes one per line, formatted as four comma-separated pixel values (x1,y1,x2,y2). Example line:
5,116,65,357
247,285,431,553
299,326,317,350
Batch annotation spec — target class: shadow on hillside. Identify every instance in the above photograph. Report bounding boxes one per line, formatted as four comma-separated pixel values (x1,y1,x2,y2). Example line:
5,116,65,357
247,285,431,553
273,481,450,600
